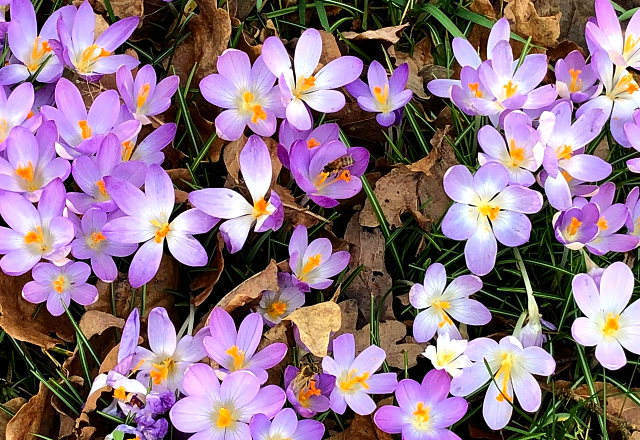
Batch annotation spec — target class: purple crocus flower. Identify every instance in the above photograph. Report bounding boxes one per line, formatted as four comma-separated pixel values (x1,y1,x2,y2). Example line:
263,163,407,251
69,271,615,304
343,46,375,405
103,164,218,288
283,365,335,418
441,162,543,276
623,110,640,172
262,28,363,130
477,111,541,186
69,208,138,283
345,61,413,127
277,120,339,169
200,49,284,141
322,333,398,415
116,65,179,125
204,307,288,383
51,0,139,80
0,122,70,202
189,135,283,253
409,263,491,343
586,0,640,68
0,82,34,150
21,261,98,316
288,224,350,292
374,370,468,440
552,203,600,249
290,139,369,208
576,50,640,146
0,178,73,275
572,262,640,370
170,366,285,440
66,133,147,214
555,50,600,103
250,408,325,440
625,187,640,240
132,307,208,391
257,272,305,326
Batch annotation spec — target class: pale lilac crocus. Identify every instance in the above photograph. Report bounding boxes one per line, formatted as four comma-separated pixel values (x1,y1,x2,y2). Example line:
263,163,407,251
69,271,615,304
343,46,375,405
288,224,350,292
537,101,610,210
0,178,73,275
262,28,363,130
477,111,541,186
374,370,468,440
450,336,555,430
277,120,339,169
189,135,283,254
257,272,305,326
576,50,640,146
0,122,70,202
250,408,325,440
441,162,543,276
51,0,139,80
204,307,287,383
170,366,285,440
625,186,640,240
322,333,398,415
555,50,599,103
623,109,640,172
132,307,208,391
103,164,218,288
22,261,98,316
345,61,413,127
67,133,147,214
290,139,369,208
200,49,284,141
0,82,34,150
552,204,600,249
283,365,335,418
423,333,472,378
116,65,179,125
409,263,491,343
572,262,640,370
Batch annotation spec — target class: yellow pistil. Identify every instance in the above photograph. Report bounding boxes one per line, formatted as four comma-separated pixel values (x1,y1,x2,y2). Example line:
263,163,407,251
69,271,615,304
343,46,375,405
150,358,175,385
625,34,640,57
16,161,34,183
78,120,92,140
253,197,270,218
432,300,453,328
217,408,232,428
479,204,500,221
242,92,267,124
569,69,582,93
225,345,246,370
597,216,609,231
298,380,321,403
339,369,370,391
468,82,482,98
307,138,320,149
566,216,582,236
24,226,45,245
122,140,135,161
508,139,524,167
137,83,151,109
96,180,108,197
603,313,620,336
131,358,145,372
267,300,287,319
113,386,127,400
53,276,65,294
503,80,518,99
154,222,170,243
27,37,52,72
556,145,572,160
413,402,430,424
495,353,514,402
373,84,389,105
301,254,322,277
315,171,330,186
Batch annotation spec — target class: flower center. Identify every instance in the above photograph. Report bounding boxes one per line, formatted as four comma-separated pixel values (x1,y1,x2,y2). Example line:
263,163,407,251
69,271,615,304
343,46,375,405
16,162,38,191
216,407,232,428
503,80,518,99
113,386,127,400
307,138,320,149
468,82,482,98
603,313,620,336
299,253,322,280
298,380,321,404
413,402,430,425
225,345,246,370
495,353,514,402
52,275,66,294
597,216,609,231
88,231,107,249
373,84,389,106
556,145,572,160
253,197,273,218
267,300,287,319
432,300,453,328
478,204,500,221
436,349,455,367
96,180,108,197
339,369,370,391
27,36,52,72
77,44,110,74
296,76,316,97
78,120,92,140
137,83,151,110
150,358,175,385
566,216,582,236
508,139,524,167
24,226,48,252
625,34,640,57
151,220,170,243
242,92,267,124
613,73,639,97
569,69,582,93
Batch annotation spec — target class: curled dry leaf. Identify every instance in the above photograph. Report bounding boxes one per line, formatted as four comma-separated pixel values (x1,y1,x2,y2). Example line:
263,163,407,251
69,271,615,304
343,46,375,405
355,320,424,369
504,0,561,48
191,233,225,306
189,0,232,83
79,310,125,340
328,413,392,440
387,46,427,99
215,259,279,313
6,383,58,440
342,24,409,45
91,0,143,19
273,183,327,229
284,301,342,357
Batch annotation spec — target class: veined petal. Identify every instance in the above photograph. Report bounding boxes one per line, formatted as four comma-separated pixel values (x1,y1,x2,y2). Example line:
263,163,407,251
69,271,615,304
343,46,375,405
189,188,253,219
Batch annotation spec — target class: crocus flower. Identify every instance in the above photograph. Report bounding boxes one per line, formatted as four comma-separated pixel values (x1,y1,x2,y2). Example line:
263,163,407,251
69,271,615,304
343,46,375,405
170,366,285,440
625,186,640,240
283,365,335,418
450,335,555,430
586,0,640,69
262,28,363,130
410,263,491,342
21,261,98,316
477,111,541,186
576,50,640,146
441,162,543,276
623,109,640,172
257,272,305,326
250,408,325,440
189,135,283,253
66,133,147,214
555,50,599,103
423,333,472,378
322,333,398,415
345,61,412,127
116,65,179,125
0,178,73,275
552,203,600,249
69,208,138,283
0,122,70,202
290,139,369,208
538,101,610,210
288,224,350,292
204,307,288,383
51,0,139,80
374,370,468,440
0,82,34,150
132,307,208,391
277,120,339,169
103,164,217,288
200,49,284,141
572,262,640,370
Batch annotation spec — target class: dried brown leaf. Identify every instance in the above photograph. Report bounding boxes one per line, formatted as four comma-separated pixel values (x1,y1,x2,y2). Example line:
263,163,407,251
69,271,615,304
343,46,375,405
342,24,409,44
79,310,125,340
328,413,392,440
387,48,427,99
165,168,193,191
504,0,561,48
0,398,26,440
92,0,143,18
216,260,279,313
412,36,434,71
6,383,58,440
189,1,232,83
192,233,225,306
284,301,342,357
355,320,424,369
273,184,326,229
573,382,640,428
319,30,342,64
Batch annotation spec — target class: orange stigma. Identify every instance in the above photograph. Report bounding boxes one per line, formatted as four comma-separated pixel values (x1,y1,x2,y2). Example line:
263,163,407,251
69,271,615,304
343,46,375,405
78,120,92,139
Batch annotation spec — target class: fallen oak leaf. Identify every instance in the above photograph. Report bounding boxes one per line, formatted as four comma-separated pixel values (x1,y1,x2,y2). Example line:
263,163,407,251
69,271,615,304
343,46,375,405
189,0,232,83
284,301,342,357
504,0,561,48
355,320,424,369
342,24,409,45
215,259,279,314
91,0,143,19
6,383,58,440
79,310,124,339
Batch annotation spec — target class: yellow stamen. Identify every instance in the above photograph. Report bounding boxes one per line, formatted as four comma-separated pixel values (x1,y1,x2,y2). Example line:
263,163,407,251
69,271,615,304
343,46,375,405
298,380,321,403
495,353,514,402
253,197,270,218
479,204,500,221
150,358,175,385
307,138,320,149
122,140,135,161
315,171,330,186
301,254,322,276
562,170,573,183
267,300,287,319
556,145,572,160
566,216,582,236
625,34,640,56
569,69,582,93
113,386,127,400
16,161,34,182
154,222,170,243
27,37,52,71
413,402,430,423
597,216,609,231
436,350,455,367
373,84,389,105
603,313,620,336
337,170,351,182
91,231,106,244
503,80,518,99
24,226,45,245
53,276,65,294
508,139,524,167
217,408,232,428
137,83,151,109
131,358,145,372
225,345,245,370
78,44,110,73
468,82,482,98
78,120,92,140
96,180,107,197
27,110,34,119
250,105,266,124
298,76,316,93
339,369,370,391
433,300,453,328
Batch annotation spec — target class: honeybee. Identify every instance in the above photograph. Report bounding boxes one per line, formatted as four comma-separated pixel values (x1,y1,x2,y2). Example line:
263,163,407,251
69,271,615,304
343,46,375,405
323,155,355,176
290,360,322,395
